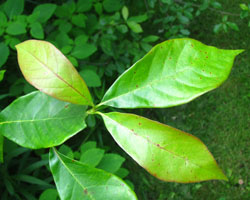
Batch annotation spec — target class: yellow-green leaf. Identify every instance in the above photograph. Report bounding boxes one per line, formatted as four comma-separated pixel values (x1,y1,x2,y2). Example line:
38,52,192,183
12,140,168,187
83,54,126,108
16,40,93,106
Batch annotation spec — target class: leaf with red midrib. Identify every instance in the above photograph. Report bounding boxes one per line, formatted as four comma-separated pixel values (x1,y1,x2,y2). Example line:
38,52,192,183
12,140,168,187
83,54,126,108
16,40,93,106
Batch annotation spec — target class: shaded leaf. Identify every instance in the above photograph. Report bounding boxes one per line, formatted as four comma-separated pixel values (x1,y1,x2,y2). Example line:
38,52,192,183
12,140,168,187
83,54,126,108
49,148,137,200
99,112,228,183
100,38,243,108
122,6,129,20
80,69,101,87
97,153,125,173
80,141,97,153
59,144,74,159
103,0,124,13
80,148,105,167
6,21,26,35
33,3,57,23
127,21,143,33
39,189,58,200
4,0,24,19
0,43,9,68
71,43,97,59
16,40,93,106
0,11,8,27
0,91,87,149
30,22,44,39
142,35,159,43
76,0,93,12
0,70,6,81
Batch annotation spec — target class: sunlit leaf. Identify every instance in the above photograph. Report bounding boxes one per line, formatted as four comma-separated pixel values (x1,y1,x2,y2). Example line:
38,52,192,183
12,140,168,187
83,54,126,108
99,111,228,183
49,148,137,200
16,40,93,106
100,38,243,108
0,91,87,149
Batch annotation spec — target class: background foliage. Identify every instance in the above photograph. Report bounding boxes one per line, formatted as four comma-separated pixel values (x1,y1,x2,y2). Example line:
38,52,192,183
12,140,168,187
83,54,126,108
0,0,249,199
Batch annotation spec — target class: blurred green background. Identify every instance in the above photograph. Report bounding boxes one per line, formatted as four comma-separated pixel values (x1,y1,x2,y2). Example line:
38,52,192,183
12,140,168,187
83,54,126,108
0,0,249,199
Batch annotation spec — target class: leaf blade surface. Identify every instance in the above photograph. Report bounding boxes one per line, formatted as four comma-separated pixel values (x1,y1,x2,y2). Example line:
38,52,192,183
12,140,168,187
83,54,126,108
16,40,93,106
99,111,227,183
49,148,137,200
0,91,87,149
100,38,243,108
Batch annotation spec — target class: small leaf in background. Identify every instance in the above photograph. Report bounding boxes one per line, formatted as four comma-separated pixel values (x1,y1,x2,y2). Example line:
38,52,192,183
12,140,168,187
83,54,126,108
239,3,248,11
59,144,74,159
86,114,96,127
0,91,88,149
0,43,9,68
39,189,58,200
214,23,222,33
100,38,243,108
75,34,89,46
6,21,26,35
30,22,44,39
80,148,105,167
0,11,8,27
16,40,93,106
27,11,40,24
59,21,72,33
122,6,129,20
97,153,125,173
55,32,74,48
71,43,97,59
128,14,148,23
94,2,103,15
61,45,73,55
103,0,124,13
0,70,6,82
100,112,228,182
127,21,143,33
0,134,3,162
72,14,87,28
180,29,191,35
32,3,57,23
49,148,137,200
226,22,239,31
8,37,21,50
115,168,129,179
3,0,24,19
116,24,128,33
76,0,93,12
80,141,97,153
142,35,159,43
66,55,78,67
80,69,101,87
140,42,152,52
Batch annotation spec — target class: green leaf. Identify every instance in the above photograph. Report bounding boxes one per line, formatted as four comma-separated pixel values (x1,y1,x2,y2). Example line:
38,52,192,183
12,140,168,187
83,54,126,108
128,14,148,23
142,35,159,43
226,22,239,31
0,70,6,82
4,0,24,19
0,43,9,68
71,43,97,59
75,34,89,46
59,144,74,159
32,3,57,23
0,91,87,149
99,38,243,108
72,14,87,28
30,22,44,39
80,141,97,153
76,0,93,12
39,189,58,200
122,6,129,20
239,3,248,11
103,0,124,13
80,69,101,87
0,11,8,27
97,153,125,173
0,133,3,163
80,148,105,167
127,21,143,33
99,112,228,183
6,21,26,35
16,40,93,106
49,148,137,200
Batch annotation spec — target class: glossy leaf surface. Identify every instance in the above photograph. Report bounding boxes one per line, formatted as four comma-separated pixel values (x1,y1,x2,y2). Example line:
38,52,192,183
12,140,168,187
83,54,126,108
99,112,227,183
49,148,137,200
0,91,87,149
100,38,243,108
16,40,93,106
